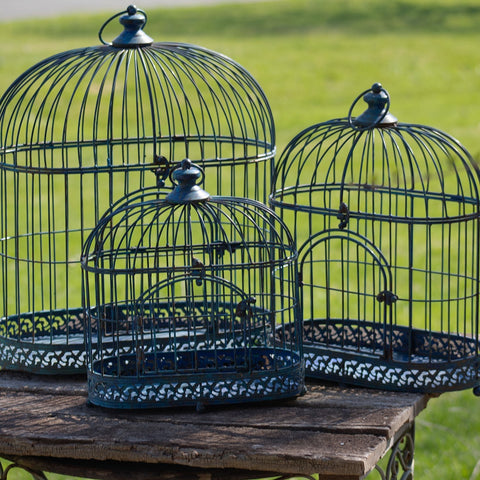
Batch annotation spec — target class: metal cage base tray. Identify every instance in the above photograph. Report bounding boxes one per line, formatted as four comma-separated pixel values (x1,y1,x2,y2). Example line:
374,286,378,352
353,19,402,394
87,347,304,409
300,319,479,393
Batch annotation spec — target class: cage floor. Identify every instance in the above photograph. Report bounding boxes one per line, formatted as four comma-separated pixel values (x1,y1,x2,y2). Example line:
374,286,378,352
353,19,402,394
88,347,304,409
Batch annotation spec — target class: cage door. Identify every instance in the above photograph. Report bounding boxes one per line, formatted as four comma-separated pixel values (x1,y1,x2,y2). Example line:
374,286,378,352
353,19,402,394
126,274,260,372
298,229,396,360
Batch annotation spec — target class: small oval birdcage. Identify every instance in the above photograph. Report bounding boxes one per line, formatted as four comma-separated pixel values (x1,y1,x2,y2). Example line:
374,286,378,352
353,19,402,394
0,6,275,374
81,159,303,409
271,82,480,394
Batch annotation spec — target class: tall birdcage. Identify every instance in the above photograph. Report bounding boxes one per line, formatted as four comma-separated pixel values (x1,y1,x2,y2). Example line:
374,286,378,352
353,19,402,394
81,159,303,409
271,82,480,394
0,6,275,373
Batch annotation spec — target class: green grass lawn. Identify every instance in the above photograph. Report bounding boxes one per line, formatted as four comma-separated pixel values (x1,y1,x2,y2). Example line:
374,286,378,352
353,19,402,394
1,0,480,478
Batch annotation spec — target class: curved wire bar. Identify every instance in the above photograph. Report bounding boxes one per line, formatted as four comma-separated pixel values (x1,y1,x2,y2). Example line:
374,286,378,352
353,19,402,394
374,424,414,480
0,42,274,174
271,121,480,222
0,460,47,480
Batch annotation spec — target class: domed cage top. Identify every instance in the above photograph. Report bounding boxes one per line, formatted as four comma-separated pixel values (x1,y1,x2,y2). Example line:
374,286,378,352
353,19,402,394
270,83,480,394
81,160,303,410
0,6,275,374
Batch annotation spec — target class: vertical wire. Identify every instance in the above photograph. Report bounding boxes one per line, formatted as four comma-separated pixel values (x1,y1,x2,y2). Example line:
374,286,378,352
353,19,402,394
426,223,432,362
324,236,330,346
13,170,22,340
0,166,7,333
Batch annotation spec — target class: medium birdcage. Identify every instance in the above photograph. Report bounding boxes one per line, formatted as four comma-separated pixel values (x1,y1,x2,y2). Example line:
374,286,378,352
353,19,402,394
81,159,303,409
0,6,275,374
271,82,480,394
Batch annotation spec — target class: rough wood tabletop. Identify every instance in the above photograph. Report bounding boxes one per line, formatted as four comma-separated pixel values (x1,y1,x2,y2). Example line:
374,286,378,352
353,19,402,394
0,371,430,479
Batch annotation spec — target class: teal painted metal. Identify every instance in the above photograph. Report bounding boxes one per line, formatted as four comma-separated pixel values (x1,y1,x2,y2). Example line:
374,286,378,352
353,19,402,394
0,6,275,374
271,83,480,394
82,161,303,409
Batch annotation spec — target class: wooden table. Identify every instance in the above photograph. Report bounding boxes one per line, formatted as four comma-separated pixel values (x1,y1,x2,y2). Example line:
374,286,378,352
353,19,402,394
0,370,430,480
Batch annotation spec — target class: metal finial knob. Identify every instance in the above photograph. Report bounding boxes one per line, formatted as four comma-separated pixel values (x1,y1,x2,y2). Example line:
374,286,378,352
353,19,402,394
349,82,398,129
126,4,138,15
166,159,211,204
99,5,154,48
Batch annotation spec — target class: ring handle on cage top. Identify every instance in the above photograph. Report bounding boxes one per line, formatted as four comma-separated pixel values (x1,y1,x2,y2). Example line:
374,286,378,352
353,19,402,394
348,82,398,130
166,159,211,204
99,5,153,47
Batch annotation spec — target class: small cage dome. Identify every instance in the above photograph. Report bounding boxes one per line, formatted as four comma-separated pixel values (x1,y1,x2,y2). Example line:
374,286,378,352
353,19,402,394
271,83,480,394
0,6,275,373
81,160,303,409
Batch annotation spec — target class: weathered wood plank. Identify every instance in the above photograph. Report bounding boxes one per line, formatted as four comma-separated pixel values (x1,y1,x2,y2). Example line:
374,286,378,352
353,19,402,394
0,422,386,476
0,402,387,476
0,371,430,478
0,389,412,438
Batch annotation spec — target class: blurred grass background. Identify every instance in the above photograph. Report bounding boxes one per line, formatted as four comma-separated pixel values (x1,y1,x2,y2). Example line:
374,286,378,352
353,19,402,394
0,0,480,478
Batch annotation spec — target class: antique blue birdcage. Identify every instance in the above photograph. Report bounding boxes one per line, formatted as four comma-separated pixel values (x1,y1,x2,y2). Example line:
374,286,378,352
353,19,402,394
271,82,480,394
81,159,303,409
0,6,275,374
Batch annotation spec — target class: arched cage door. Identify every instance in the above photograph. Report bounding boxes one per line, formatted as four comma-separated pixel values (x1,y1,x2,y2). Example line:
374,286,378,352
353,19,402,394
298,229,396,360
